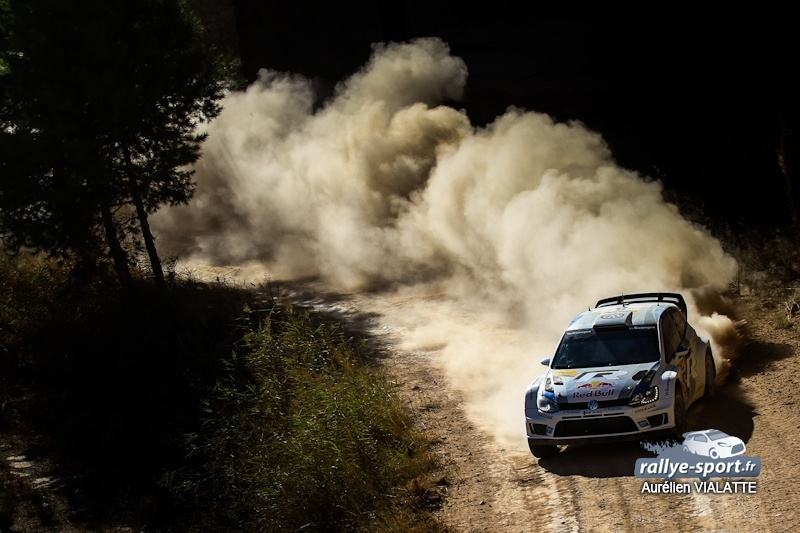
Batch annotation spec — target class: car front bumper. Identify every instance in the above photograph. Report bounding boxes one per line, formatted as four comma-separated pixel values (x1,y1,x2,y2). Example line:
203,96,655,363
525,402,675,446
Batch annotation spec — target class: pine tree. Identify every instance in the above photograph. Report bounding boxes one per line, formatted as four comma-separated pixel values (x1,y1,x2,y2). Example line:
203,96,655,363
0,0,235,286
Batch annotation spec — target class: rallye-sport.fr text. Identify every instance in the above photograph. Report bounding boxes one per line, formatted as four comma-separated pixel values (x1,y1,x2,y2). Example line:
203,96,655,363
636,458,759,479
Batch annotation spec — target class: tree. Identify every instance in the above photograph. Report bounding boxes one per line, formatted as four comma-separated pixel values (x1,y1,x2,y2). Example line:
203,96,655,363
0,0,234,286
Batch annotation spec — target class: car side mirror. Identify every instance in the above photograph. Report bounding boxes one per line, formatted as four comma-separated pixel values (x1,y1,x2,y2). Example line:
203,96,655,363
540,357,551,367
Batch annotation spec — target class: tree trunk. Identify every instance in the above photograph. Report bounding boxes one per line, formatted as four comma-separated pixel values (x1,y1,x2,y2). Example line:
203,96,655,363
122,146,165,287
100,204,133,287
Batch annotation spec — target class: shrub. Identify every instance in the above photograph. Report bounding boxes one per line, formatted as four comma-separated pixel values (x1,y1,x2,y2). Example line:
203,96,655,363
169,309,437,531
0,254,441,531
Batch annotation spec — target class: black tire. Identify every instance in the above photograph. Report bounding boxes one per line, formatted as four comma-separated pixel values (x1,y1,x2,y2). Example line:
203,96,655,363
673,386,687,437
704,348,716,399
528,440,559,459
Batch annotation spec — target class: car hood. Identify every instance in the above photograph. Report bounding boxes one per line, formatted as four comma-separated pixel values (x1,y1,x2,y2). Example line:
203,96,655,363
547,361,660,402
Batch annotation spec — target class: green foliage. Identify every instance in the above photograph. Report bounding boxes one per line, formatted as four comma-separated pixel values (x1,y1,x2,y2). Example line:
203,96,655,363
0,253,69,371
0,254,253,526
0,256,441,531
0,0,235,270
168,310,437,531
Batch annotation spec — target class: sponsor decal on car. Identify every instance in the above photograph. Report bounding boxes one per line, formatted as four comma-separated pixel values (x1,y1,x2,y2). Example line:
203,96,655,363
571,388,616,399
552,369,578,377
574,369,628,381
576,381,613,389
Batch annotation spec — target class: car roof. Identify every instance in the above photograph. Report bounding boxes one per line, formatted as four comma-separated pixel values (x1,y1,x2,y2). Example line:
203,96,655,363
565,301,678,331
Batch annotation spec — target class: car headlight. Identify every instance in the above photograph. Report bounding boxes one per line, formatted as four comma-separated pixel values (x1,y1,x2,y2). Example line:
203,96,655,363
537,393,559,413
719,441,731,447
629,386,659,406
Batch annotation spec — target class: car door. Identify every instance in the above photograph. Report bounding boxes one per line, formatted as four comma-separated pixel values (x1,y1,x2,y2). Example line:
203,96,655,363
662,309,690,395
670,310,699,402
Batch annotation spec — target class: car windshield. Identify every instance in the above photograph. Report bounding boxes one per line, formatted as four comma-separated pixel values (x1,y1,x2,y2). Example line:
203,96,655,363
707,430,729,441
551,327,659,369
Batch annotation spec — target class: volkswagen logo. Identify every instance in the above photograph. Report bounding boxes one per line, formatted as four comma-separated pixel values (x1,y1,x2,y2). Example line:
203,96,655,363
587,399,599,411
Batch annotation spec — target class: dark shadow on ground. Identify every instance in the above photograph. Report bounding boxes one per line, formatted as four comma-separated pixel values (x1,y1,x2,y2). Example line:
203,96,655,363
730,339,794,379
688,384,756,443
538,383,756,478
537,439,647,478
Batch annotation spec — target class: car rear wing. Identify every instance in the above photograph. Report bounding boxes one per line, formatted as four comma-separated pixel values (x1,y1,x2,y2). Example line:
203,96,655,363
594,292,687,317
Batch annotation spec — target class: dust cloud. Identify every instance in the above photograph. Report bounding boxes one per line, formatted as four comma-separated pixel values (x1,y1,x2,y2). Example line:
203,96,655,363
154,38,739,449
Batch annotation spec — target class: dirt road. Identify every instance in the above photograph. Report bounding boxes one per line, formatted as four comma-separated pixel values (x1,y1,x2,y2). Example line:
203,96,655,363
288,287,800,532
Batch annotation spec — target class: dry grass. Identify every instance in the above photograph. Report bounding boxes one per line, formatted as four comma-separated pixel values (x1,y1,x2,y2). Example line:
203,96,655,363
167,307,445,531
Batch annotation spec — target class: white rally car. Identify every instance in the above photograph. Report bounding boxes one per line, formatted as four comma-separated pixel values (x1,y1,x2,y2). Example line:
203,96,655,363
524,293,716,459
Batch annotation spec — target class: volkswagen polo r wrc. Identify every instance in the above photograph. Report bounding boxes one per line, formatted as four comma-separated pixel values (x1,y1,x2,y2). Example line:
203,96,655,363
524,293,715,459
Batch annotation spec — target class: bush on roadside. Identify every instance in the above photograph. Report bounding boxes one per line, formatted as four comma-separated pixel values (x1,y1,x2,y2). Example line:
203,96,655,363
167,308,440,531
0,254,442,531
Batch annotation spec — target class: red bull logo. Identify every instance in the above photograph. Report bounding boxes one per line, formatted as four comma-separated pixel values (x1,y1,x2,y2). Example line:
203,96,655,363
572,388,615,399
571,381,616,399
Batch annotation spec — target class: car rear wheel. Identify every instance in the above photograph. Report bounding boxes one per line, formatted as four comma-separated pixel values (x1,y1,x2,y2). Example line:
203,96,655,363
704,348,716,399
528,440,559,459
